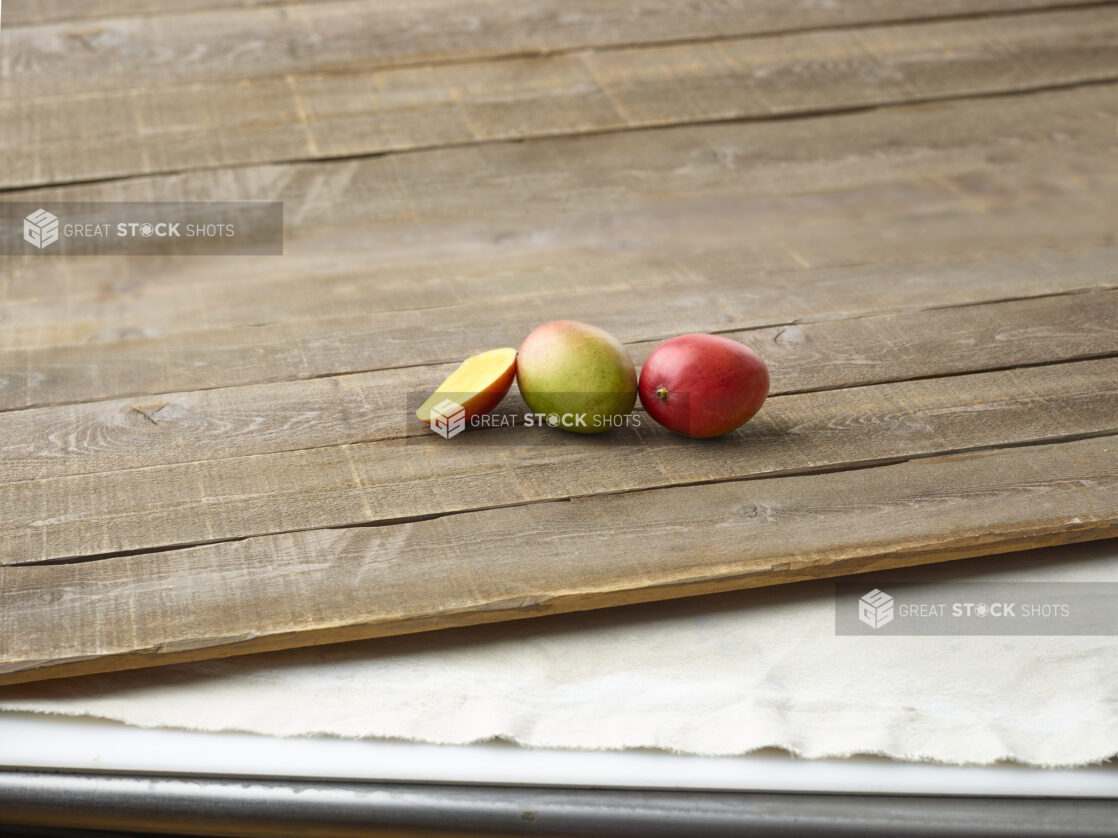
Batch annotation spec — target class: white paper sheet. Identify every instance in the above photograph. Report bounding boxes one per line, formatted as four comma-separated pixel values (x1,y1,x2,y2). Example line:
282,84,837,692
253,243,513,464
3,540,1117,767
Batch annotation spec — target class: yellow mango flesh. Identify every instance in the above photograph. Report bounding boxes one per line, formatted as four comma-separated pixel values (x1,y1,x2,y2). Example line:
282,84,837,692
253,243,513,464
416,347,517,423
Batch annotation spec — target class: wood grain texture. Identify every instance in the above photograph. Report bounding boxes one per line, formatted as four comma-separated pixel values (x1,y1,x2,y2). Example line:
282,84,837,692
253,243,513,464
4,78,1118,411
5,79,1116,314
4,0,1106,81
2,434,1114,685
4,0,1118,685
4,6,1118,188
4,74,1117,354
4,247,1115,412
1,290,1115,486
4,359,1115,566
1,0,317,26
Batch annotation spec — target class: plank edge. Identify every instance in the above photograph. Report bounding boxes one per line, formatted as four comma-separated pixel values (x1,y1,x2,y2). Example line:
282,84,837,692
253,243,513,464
2,520,1113,688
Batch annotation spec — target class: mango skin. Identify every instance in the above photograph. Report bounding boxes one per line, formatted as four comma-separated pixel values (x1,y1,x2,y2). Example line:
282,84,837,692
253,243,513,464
638,333,769,438
516,320,637,434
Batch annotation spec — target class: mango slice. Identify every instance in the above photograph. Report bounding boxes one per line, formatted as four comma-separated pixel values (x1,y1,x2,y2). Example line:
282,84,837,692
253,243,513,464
416,347,517,426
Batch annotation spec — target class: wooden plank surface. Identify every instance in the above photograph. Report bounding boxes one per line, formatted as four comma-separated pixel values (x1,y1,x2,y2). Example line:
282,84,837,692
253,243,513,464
3,79,1117,407
2,0,1117,684
3,0,1106,53
2,290,1113,486
2,435,1114,685
2,0,315,26
5,79,1116,311
3,6,1118,188
5,358,1116,566
5,249,1115,412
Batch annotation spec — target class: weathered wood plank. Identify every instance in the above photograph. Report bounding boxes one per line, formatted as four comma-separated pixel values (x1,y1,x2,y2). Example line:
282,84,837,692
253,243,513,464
4,246,1115,412
4,7,1117,189
4,77,1116,348
2,434,1114,685
2,0,311,26
2,291,1115,486
3,359,1115,566
7,189,1117,352
5,0,1116,689
3,0,1104,75
0,249,711,350
4,78,1115,315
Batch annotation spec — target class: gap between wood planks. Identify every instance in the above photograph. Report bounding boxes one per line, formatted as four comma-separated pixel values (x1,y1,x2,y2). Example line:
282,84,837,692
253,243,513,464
4,354,1114,564
3,348,1116,490
776,350,1118,396
4,0,1112,35
4,0,1118,194
7,83,1116,358
13,0,1112,84
3,433,1113,685
260,1,1118,83
11,429,1118,569
3,73,1116,198
2,283,1112,415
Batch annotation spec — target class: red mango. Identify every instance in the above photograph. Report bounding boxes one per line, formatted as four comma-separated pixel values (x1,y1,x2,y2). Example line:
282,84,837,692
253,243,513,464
639,334,769,438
